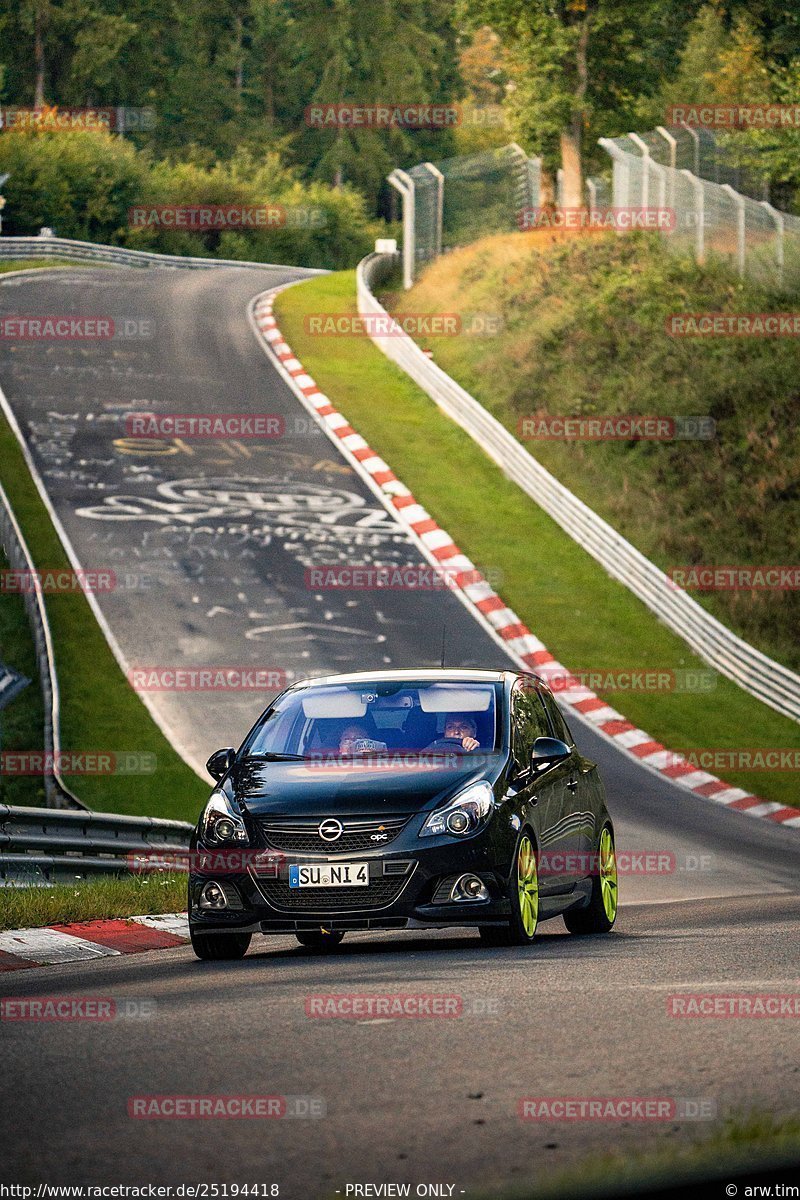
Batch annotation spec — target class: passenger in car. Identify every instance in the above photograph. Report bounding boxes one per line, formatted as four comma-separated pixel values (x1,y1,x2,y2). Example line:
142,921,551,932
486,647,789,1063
339,723,388,755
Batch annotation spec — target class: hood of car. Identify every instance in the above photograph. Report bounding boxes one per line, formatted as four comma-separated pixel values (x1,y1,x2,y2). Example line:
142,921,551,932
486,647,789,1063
228,754,505,817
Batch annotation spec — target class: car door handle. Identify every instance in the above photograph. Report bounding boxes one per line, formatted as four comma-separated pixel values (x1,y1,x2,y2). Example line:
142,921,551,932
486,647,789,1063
567,777,579,792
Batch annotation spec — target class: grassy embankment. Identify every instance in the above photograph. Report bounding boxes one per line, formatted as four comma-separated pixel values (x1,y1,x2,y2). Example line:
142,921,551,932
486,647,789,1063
394,229,800,673
276,268,800,808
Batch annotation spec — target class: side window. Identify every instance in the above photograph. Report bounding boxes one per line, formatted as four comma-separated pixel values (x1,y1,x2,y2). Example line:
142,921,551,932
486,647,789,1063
542,690,575,747
511,682,550,767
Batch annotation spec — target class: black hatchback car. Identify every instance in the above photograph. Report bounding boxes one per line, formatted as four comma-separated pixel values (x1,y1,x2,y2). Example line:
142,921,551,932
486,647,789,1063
188,669,618,959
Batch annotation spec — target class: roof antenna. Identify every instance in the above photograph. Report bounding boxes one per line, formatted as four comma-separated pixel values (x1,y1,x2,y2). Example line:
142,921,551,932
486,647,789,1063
440,622,446,668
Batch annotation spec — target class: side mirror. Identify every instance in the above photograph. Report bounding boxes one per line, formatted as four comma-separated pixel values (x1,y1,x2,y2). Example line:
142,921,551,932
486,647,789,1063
206,747,235,780
531,736,571,769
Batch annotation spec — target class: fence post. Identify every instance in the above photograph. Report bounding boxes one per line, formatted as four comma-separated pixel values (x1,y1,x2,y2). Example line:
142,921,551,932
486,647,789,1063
679,121,700,175
654,126,677,170
628,133,650,210
680,169,705,263
649,162,668,230
598,137,631,224
527,156,542,210
759,200,785,289
655,125,677,212
421,162,444,258
721,183,746,279
388,168,416,290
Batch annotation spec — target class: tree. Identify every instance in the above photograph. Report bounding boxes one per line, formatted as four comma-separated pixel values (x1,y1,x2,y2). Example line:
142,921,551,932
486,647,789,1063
659,5,800,208
461,0,698,206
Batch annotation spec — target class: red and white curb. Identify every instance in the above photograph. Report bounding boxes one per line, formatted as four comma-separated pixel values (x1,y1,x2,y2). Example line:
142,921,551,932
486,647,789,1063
250,288,800,833
0,913,189,972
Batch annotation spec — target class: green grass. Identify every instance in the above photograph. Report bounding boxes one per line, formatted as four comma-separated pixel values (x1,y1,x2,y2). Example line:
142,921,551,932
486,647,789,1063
0,408,207,819
489,1113,800,1199
276,271,800,808
0,873,186,931
0,259,95,274
393,230,800,674
0,547,47,807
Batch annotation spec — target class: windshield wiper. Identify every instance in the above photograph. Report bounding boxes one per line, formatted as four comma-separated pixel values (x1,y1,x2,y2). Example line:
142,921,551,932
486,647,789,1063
244,752,308,762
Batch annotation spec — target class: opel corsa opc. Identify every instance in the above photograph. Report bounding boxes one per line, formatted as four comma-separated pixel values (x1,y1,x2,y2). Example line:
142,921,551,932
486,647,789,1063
188,669,618,958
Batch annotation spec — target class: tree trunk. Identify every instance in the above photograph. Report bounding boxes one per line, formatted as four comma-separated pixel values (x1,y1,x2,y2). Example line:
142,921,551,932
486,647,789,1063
560,14,590,209
560,125,582,208
540,167,556,208
34,3,46,107
234,15,244,109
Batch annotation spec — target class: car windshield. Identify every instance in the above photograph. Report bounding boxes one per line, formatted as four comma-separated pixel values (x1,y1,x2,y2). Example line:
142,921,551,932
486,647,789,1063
241,680,500,759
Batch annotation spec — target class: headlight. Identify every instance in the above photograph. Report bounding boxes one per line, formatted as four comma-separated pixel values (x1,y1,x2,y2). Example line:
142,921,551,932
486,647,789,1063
200,790,249,847
419,781,494,838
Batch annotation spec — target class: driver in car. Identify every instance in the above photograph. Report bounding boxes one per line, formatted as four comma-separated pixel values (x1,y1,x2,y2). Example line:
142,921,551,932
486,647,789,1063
426,715,480,753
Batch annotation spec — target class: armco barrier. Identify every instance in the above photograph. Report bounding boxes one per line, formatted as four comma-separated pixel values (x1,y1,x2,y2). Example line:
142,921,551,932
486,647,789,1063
0,804,192,885
0,482,84,810
356,251,800,724
0,235,326,274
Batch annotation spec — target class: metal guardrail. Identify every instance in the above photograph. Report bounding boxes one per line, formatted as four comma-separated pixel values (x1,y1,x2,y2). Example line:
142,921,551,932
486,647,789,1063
0,235,326,274
0,804,193,885
356,251,800,724
0,482,85,810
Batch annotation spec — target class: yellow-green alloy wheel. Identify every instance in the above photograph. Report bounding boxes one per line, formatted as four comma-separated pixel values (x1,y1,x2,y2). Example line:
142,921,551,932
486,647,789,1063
564,823,618,935
599,826,618,923
479,831,540,946
517,835,539,938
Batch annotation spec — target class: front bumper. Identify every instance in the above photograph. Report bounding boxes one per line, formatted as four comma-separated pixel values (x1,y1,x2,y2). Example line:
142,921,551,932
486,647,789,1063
189,828,512,934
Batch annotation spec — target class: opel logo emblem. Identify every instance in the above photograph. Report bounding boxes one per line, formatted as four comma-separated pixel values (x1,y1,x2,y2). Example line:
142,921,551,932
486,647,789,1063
319,818,343,842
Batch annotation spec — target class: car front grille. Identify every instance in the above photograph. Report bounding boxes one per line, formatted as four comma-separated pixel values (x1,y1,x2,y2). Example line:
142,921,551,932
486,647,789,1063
255,875,409,912
258,815,410,854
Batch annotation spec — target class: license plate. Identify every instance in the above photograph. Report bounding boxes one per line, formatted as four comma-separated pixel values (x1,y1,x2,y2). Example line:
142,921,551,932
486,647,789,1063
289,862,369,888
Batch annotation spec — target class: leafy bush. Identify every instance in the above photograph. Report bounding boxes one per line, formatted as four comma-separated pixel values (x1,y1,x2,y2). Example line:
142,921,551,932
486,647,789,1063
0,128,382,268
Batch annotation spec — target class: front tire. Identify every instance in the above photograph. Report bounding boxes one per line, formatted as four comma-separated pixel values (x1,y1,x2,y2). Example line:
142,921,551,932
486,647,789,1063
295,929,345,950
190,928,252,960
479,832,539,947
564,824,618,934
